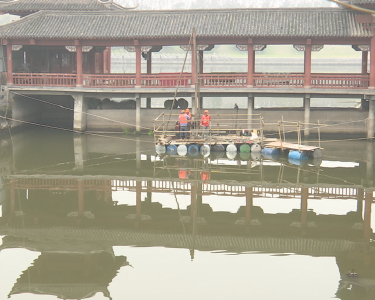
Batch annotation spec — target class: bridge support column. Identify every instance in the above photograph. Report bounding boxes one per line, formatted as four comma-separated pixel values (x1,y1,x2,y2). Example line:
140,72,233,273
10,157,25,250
73,94,88,132
247,93,254,129
303,94,311,138
368,98,375,139
73,133,87,172
135,93,141,135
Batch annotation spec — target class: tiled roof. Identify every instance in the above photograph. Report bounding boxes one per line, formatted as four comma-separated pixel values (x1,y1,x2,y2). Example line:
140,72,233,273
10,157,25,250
0,8,371,40
349,0,375,3
0,0,126,13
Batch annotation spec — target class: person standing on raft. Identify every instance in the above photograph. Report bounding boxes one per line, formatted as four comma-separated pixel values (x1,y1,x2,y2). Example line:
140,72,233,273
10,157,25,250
185,108,192,138
200,110,211,138
179,110,190,139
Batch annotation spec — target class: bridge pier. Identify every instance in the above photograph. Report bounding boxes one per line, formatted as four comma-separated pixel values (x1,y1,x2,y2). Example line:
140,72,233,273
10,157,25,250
74,133,87,172
366,141,373,187
73,93,88,132
367,98,375,139
303,94,311,138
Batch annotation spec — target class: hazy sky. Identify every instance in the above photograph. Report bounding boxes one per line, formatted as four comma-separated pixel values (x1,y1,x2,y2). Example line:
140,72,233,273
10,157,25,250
118,0,338,10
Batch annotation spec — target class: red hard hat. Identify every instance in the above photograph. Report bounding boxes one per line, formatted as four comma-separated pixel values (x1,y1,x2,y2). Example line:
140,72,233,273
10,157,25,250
186,108,190,112
181,110,185,113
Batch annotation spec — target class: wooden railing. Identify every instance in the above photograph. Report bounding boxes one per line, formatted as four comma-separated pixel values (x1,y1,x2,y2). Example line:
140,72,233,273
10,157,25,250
13,73,76,86
11,72,370,89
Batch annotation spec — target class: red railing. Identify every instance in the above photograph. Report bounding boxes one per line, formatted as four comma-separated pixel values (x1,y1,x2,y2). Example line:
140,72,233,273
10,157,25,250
13,73,76,86
200,73,247,87
311,73,369,89
10,72,370,89
253,73,305,88
82,74,135,87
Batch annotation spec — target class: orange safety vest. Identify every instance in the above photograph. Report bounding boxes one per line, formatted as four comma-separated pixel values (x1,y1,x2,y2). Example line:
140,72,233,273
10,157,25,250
186,112,192,121
201,114,211,127
179,113,188,126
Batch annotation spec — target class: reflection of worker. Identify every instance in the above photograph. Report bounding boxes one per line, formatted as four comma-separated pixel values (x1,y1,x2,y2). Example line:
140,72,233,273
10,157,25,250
200,110,211,138
179,110,190,139
179,169,191,179
200,171,210,181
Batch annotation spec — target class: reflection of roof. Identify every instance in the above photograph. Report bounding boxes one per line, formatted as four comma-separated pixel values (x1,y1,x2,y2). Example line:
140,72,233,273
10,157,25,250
10,284,110,300
0,226,370,256
0,8,371,40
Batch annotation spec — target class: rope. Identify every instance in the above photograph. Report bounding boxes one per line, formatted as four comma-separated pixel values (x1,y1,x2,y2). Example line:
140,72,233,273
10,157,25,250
11,92,153,131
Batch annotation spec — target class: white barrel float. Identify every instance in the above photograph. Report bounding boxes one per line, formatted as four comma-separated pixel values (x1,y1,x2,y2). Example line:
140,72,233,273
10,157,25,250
166,145,178,155
226,144,237,152
313,149,323,158
211,144,225,152
200,144,210,157
188,144,199,157
239,144,251,153
288,150,308,160
177,144,188,156
226,151,237,160
251,152,262,161
250,143,261,153
155,145,166,155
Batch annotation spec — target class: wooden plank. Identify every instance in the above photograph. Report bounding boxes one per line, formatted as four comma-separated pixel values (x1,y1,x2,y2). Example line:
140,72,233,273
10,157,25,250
264,141,321,151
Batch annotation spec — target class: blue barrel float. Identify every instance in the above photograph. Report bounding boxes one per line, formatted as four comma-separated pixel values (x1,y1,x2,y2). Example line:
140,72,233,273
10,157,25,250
177,144,187,156
261,147,280,159
188,144,200,157
155,145,166,155
288,150,308,160
166,145,178,155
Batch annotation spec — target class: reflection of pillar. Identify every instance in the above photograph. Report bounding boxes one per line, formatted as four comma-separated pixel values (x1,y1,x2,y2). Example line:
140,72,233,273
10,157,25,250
136,137,141,174
304,94,311,137
190,181,197,228
9,179,15,218
136,181,142,224
146,53,152,108
78,180,84,219
364,191,372,241
146,180,152,204
245,187,253,226
247,93,254,128
366,141,373,185
301,187,308,235
357,188,364,213
73,133,87,172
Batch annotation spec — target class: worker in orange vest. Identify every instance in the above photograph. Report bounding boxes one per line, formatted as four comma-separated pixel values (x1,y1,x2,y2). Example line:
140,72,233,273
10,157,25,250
200,110,211,138
179,110,190,139
185,108,192,138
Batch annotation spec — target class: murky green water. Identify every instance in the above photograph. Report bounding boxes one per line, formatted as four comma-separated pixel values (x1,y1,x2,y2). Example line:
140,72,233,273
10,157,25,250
0,128,374,300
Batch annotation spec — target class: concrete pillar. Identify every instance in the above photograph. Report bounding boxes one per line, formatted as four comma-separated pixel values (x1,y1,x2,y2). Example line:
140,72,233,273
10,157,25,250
247,39,254,87
76,45,83,87
135,93,141,134
304,40,312,88
362,51,368,75
370,35,375,88
6,43,13,85
366,141,374,186
73,133,87,172
247,93,254,129
304,94,311,137
73,94,88,132
368,98,374,139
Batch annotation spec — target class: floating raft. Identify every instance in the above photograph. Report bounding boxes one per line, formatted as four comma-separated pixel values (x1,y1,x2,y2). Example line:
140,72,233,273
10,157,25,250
264,141,323,159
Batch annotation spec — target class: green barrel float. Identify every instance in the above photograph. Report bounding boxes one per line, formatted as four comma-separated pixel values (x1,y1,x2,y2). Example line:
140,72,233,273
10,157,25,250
239,144,251,153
